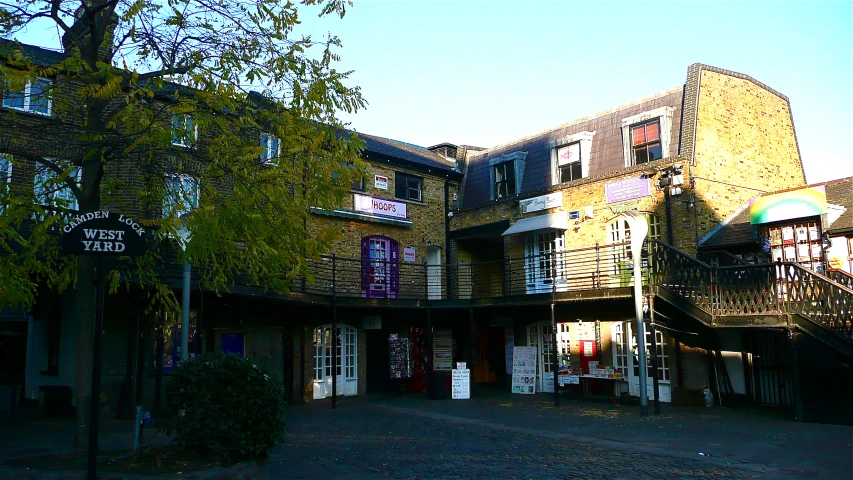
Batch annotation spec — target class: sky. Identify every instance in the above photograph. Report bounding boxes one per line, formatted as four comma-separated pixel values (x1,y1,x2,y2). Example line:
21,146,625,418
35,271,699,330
11,1,853,184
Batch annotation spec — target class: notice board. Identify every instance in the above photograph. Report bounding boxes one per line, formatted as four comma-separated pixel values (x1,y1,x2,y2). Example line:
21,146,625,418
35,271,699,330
451,369,470,399
511,346,537,394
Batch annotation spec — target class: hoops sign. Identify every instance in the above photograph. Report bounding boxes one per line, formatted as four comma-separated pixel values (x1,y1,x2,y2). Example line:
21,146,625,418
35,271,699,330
354,194,407,219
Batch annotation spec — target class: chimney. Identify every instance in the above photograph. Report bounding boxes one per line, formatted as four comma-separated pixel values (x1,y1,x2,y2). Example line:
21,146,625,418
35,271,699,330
62,4,117,63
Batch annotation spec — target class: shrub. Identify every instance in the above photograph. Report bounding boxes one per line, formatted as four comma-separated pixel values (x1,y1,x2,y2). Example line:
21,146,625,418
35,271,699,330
160,353,287,464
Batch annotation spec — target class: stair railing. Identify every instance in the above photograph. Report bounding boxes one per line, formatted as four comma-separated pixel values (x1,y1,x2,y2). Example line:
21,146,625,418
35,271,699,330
776,262,853,340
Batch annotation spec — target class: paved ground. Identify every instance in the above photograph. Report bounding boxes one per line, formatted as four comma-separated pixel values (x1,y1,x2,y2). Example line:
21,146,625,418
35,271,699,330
2,387,852,479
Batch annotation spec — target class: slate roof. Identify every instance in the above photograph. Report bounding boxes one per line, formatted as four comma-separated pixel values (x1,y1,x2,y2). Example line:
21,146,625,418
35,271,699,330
701,176,853,248
460,87,684,209
359,133,460,175
0,39,65,67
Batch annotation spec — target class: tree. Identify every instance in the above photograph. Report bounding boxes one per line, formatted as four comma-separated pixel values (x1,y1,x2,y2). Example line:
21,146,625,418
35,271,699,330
0,0,366,452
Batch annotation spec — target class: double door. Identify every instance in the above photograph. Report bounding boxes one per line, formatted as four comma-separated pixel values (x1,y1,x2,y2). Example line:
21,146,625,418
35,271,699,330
525,230,567,294
612,321,671,402
526,321,570,393
313,324,358,399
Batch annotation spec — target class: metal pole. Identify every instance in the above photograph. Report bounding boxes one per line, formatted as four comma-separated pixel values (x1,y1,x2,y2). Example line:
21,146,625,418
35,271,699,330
468,306,475,385
87,257,106,480
633,252,649,417
649,296,661,415
551,303,559,407
331,254,338,410
181,261,190,362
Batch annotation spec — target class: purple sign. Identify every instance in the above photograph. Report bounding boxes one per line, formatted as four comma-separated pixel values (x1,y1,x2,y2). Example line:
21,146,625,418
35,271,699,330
605,176,652,204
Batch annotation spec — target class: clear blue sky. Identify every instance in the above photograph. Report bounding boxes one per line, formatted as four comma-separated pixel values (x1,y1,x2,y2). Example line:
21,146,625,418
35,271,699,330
12,1,852,184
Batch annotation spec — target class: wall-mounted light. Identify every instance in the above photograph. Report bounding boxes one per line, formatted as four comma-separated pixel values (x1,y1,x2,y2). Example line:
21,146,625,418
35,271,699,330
686,196,696,209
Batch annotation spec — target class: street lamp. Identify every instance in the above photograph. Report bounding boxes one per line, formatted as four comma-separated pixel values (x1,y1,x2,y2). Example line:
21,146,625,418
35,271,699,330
619,211,650,417
175,213,192,363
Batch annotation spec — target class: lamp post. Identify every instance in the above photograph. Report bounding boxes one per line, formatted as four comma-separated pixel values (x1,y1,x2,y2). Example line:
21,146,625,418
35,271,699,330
175,214,192,363
619,211,650,417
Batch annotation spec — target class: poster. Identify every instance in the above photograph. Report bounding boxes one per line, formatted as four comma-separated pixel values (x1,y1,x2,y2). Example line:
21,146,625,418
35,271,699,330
795,226,808,243
797,244,810,261
809,225,820,241
811,244,822,259
511,346,537,394
451,369,470,399
504,328,515,374
433,329,453,371
782,226,794,243
771,247,783,263
784,246,796,260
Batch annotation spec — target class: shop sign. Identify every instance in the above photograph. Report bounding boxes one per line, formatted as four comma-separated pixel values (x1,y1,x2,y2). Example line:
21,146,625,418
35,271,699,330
403,247,416,262
511,346,537,394
605,176,651,204
451,368,470,399
374,175,388,190
749,185,827,224
828,257,843,270
61,211,147,256
520,191,562,214
354,194,407,219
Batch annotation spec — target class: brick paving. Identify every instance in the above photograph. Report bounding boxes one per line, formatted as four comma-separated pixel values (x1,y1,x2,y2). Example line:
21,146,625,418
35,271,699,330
269,391,851,479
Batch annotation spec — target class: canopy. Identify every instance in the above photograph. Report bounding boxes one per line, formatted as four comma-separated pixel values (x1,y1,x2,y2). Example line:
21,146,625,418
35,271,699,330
502,212,569,236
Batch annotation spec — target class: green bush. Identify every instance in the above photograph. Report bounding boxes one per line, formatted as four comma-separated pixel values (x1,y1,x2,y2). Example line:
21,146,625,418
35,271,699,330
161,353,286,464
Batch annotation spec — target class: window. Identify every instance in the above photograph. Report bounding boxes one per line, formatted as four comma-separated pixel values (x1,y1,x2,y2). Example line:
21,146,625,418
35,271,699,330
3,78,52,116
493,162,516,199
351,176,365,192
0,156,11,213
260,133,280,164
34,161,80,211
550,132,594,186
488,151,526,200
395,172,422,201
630,120,662,165
163,174,199,217
171,114,196,147
767,221,824,273
557,143,582,183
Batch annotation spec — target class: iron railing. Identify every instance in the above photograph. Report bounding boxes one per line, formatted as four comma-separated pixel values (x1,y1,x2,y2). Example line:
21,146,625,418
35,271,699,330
828,269,853,290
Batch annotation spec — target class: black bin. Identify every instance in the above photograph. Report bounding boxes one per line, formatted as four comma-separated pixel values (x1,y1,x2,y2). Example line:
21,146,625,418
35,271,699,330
426,371,449,400
38,386,73,417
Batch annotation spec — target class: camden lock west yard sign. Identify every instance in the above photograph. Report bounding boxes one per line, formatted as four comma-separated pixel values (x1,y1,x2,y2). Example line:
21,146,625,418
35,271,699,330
61,211,147,256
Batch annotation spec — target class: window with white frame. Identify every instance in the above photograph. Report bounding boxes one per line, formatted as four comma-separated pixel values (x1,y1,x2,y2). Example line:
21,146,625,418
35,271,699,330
550,131,594,186
171,114,197,147
2,78,52,116
0,155,12,213
621,107,674,167
163,174,199,217
488,151,526,200
33,161,80,211
260,133,280,164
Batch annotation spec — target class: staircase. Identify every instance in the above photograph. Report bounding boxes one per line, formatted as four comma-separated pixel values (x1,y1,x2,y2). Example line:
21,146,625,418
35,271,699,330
647,240,853,358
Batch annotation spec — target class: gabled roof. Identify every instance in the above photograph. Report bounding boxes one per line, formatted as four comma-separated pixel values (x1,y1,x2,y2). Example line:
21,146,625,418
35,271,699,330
0,39,65,67
701,176,853,249
359,133,460,176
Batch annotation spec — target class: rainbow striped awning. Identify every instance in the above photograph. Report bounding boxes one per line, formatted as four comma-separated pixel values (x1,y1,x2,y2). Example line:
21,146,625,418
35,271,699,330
749,185,827,224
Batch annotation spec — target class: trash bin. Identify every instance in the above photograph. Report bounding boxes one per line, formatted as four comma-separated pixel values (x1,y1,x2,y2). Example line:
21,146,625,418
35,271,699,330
426,371,449,400
38,386,73,417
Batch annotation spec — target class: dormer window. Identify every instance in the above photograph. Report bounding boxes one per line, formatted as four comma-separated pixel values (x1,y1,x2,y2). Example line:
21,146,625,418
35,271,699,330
2,78,52,116
488,151,526,200
171,114,197,147
621,107,674,167
260,133,280,164
550,132,594,185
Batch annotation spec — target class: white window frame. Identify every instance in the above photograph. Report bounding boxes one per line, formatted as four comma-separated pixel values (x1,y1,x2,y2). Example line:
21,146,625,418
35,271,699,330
550,131,594,186
33,160,80,211
163,174,199,217
488,151,527,200
621,107,674,168
2,78,53,116
260,132,280,164
171,114,197,147
0,155,12,214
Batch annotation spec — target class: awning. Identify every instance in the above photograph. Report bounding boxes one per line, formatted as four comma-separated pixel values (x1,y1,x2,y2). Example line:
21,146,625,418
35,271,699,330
502,212,569,236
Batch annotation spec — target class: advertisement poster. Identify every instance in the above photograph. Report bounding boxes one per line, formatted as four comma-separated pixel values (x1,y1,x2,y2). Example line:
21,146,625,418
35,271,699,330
511,346,537,394
451,369,470,399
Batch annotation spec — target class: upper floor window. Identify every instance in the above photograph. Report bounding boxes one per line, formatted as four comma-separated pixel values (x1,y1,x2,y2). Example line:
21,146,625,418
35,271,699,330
488,151,526,200
2,78,52,116
630,120,662,165
621,107,674,168
163,174,199,217
34,161,80,211
0,155,11,213
550,132,594,186
260,133,280,164
395,172,422,201
171,114,197,147
493,161,516,199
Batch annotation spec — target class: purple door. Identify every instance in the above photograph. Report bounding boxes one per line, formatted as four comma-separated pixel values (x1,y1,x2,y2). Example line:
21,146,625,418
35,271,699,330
361,236,399,298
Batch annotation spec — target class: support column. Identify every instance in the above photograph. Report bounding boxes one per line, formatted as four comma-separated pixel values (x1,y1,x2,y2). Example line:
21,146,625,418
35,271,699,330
788,329,803,421
551,303,559,407
331,303,337,410
468,306,475,384
648,296,661,415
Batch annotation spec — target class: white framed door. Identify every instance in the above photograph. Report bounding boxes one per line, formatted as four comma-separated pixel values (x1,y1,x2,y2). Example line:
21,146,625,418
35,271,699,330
611,321,670,402
526,321,570,393
525,230,567,294
607,215,660,287
427,246,442,299
313,324,358,399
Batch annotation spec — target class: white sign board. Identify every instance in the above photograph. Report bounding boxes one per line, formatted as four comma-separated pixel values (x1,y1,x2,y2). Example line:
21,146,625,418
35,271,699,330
519,191,563,215
511,346,537,394
403,247,416,262
451,369,470,399
559,375,580,386
374,175,388,190
354,194,408,219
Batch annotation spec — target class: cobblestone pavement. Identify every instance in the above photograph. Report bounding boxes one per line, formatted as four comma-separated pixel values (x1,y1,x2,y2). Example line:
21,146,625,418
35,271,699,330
270,395,841,480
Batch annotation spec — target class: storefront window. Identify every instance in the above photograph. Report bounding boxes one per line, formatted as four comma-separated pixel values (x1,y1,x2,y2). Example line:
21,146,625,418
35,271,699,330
157,309,199,372
766,220,824,273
